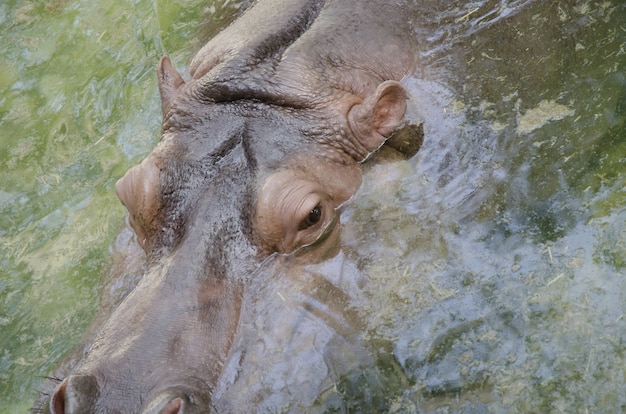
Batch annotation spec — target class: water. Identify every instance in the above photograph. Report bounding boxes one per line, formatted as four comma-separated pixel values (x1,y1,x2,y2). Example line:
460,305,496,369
1,0,625,412
347,1,626,411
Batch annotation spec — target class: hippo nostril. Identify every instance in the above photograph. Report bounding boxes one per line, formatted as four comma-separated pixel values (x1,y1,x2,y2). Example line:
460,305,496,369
50,379,67,414
161,397,183,414
141,393,188,414
49,375,99,414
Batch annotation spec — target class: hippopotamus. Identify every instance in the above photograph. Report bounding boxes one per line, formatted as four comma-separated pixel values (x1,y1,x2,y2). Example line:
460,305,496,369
42,0,421,412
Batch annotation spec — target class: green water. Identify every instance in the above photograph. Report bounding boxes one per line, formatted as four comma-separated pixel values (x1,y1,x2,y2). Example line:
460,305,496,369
345,1,626,411
0,0,217,410
1,0,625,412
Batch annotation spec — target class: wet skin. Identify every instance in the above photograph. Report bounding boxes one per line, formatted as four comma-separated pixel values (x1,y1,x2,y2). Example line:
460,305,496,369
41,0,421,412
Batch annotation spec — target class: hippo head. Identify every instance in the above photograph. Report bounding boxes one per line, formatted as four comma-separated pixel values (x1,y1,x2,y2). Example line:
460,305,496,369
43,51,411,414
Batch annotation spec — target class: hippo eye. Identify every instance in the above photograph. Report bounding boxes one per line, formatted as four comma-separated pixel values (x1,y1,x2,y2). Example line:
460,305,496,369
299,204,322,230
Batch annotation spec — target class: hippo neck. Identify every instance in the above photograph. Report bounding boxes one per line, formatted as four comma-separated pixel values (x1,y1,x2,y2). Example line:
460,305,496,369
188,0,416,108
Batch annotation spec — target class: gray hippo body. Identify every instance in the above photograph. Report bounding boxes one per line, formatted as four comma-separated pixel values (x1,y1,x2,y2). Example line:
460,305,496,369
43,1,420,412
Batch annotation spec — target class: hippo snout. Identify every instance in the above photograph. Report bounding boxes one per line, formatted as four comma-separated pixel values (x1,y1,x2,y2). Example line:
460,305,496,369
47,374,206,414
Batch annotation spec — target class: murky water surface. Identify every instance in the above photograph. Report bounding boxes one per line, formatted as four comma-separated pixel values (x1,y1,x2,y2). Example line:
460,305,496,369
1,0,625,412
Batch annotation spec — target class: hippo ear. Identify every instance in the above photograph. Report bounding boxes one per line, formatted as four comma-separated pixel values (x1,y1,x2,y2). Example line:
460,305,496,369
347,80,408,155
158,56,185,117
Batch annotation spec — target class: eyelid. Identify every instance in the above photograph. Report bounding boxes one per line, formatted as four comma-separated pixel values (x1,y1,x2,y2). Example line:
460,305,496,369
296,193,323,225
292,207,337,254
298,203,322,230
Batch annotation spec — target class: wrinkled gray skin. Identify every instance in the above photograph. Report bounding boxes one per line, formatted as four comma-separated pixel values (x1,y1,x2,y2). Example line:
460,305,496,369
43,1,419,412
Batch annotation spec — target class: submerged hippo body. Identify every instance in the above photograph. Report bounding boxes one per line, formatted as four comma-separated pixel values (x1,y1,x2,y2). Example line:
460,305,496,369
43,1,420,412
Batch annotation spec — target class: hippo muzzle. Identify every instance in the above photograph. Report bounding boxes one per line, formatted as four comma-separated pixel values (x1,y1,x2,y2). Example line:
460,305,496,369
49,378,211,414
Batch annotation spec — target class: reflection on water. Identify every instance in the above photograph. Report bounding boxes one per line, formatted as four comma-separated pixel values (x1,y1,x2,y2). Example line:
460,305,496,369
1,0,625,412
